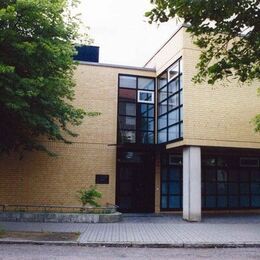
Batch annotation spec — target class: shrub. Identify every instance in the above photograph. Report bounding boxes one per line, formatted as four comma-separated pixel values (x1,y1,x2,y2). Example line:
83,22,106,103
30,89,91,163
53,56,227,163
77,186,102,207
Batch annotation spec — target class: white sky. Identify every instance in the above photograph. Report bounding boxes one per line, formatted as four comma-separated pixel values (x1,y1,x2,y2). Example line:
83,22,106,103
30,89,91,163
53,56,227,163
77,0,180,67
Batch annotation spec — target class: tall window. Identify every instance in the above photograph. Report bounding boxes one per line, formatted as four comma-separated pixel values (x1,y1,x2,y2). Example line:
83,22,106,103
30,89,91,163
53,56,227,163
158,58,183,144
118,75,155,144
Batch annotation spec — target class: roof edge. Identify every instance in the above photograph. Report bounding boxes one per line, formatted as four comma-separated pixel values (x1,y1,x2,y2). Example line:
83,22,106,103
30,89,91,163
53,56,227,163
76,61,156,72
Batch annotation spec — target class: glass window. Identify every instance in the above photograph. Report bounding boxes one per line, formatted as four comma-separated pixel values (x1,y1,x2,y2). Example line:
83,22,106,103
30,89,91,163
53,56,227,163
158,129,167,143
168,78,178,96
140,118,154,131
217,196,228,208
120,130,136,143
138,78,154,90
168,62,179,81
159,86,167,102
158,101,167,116
119,75,136,89
180,122,183,137
168,94,179,111
140,131,154,144
206,196,216,208
137,90,154,103
168,125,179,140
168,109,179,126
119,116,136,130
119,102,136,116
158,72,167,89
252,195,260,207
158,115,167,130
161,196,167,208
119,89,136,102
169,196,180,208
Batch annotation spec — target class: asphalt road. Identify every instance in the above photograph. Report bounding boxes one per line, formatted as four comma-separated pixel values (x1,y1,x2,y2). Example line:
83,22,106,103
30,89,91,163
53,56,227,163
0,245,260,259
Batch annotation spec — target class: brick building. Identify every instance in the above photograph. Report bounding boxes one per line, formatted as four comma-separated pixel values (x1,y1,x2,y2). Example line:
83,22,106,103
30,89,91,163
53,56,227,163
0,25,259,221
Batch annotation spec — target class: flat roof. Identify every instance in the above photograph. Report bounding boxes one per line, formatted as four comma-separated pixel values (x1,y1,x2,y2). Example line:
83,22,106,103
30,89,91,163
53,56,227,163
77,61,156,72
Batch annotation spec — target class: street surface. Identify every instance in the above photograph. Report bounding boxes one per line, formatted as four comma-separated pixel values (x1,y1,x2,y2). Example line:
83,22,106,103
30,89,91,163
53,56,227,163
0,245,260,259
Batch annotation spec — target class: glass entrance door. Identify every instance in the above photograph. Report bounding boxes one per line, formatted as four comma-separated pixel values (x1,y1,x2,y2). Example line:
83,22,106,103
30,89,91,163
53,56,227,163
116,151,155,213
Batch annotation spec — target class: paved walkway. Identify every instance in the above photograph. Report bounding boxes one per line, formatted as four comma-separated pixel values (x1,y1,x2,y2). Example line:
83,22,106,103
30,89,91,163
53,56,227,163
1,214,260,247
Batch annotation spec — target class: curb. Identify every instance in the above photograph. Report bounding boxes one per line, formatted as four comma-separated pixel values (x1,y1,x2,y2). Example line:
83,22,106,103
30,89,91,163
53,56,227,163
0,240,260,248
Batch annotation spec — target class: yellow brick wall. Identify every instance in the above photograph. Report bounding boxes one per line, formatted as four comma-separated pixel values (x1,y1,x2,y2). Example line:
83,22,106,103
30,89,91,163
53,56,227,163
180,30,260,149
0,64,155,206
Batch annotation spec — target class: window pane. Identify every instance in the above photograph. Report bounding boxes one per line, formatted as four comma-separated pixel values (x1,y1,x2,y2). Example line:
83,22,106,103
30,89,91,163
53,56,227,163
158,72,167,89
169,167,181,181
206,196,216,208
138,91,154,103
138,77,154,90
206,183,216,195
119,116,136,130
168,62,179,81
180,122,183,137
217,169,227,182
119,75,136,88
141,118,154,131
159,86,167,102
119,102,136,116
252,195,260,207
168,109,179,125
168,78,178,96
119,89,136,102
162,182,168,195
240,196,250,207
251,169,260,181
251,183,260,194
158,129,167,143
140,131,154,144
229,196,239,207
158,101,167,115
120,130,136,143
161,168,167,181
240,183,250,194
161,196,168,208
228,183,239,194
158,115,167,130
139,104,154,117
169,182,180,195
180,90,183,104
168,94,179,111
240,169,250,181
217,183,228,194
169,195,180,208
229,169,239,181
217,196,228,208
168,124,179,140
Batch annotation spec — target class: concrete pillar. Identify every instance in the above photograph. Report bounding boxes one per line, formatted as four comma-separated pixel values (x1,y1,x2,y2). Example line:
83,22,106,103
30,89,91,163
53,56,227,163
183,146,201,222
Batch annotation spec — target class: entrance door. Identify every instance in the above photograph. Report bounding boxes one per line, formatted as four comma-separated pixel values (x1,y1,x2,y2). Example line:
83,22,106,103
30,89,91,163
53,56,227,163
116,151,155,213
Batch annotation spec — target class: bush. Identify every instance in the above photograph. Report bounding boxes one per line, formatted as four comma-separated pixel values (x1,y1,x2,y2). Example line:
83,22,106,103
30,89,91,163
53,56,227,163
77,186,102,207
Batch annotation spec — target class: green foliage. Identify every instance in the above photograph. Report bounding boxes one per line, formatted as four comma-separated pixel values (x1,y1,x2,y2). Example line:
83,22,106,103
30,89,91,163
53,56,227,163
146,0,260,84
0,0,93,156
77,186,102,207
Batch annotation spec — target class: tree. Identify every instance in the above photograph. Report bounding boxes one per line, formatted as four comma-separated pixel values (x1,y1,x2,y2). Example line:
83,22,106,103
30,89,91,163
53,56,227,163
146,0,260,84
0,0,92,156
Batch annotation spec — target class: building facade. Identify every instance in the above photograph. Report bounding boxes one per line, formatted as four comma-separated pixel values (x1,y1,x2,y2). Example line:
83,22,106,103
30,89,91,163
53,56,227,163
0,25,259,221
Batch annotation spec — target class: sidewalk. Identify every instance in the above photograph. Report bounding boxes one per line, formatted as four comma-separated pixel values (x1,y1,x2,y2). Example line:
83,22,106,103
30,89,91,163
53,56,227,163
1,214,260,248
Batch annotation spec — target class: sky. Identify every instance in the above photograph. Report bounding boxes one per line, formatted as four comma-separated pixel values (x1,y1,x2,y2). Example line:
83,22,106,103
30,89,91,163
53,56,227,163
77,0,180,67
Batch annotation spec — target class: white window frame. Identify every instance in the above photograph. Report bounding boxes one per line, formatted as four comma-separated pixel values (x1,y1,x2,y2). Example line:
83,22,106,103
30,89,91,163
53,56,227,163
168,62,179,81
137,90,154,104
